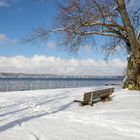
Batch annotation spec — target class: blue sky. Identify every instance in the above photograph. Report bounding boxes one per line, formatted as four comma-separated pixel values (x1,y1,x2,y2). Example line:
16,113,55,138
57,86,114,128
0,0,59,56
0,0,130,75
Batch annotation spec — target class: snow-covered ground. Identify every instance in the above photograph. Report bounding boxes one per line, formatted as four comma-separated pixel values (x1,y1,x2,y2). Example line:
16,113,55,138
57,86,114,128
0,87,140,140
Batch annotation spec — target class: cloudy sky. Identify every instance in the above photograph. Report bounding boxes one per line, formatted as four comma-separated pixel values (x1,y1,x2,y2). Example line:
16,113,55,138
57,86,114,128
1,0,137,76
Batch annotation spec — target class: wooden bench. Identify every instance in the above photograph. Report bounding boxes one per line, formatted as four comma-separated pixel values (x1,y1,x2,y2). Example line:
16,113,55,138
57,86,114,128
74,88,114,106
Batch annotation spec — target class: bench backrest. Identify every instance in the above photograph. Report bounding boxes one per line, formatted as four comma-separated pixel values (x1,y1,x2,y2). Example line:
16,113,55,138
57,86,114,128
83,88,114,102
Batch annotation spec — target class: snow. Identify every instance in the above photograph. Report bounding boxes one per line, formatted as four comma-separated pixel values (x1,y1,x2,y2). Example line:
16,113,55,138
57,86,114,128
0,87,140,140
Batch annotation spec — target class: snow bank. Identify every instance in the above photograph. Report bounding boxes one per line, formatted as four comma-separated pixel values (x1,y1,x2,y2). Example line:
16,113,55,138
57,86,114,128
0,87,140,140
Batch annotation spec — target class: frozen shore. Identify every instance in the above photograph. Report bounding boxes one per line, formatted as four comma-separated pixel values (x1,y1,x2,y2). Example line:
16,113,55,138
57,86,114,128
0,87,140,140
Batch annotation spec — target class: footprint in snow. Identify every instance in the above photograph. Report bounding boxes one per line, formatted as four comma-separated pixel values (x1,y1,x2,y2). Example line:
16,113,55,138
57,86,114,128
29,133,40,140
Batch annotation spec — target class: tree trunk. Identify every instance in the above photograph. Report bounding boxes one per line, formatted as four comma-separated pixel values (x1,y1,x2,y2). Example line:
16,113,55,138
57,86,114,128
117,0,140,90
123,51,140,90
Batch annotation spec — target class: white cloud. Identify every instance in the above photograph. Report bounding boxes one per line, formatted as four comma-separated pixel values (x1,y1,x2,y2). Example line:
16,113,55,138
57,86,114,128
0,0,18,7
17,7,24,12
0,55,127,76
0,1,9,7
82,44,92,53
46,41,56,50
0,33,16,44
0,0,11,7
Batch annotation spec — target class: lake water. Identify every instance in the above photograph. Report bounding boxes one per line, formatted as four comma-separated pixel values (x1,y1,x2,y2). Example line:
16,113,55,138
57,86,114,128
0,78,123,92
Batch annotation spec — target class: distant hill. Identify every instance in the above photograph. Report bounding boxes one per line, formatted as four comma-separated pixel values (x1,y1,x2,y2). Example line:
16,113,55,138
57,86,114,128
0,72,60,78
0,72,124,79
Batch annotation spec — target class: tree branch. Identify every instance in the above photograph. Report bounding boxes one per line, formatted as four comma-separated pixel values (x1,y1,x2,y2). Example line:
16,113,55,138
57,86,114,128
81,21,126,31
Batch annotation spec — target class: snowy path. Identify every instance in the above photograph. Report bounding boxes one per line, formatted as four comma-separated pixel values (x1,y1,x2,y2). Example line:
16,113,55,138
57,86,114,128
0,87,140,140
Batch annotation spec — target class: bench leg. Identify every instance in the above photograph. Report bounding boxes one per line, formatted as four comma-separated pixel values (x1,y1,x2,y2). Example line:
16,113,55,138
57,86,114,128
101,95,112,101
89,101,94,106
80,101,94,106
89,102,94,106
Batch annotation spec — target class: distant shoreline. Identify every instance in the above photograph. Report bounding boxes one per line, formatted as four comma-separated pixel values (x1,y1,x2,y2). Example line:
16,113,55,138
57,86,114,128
0,72,124,79
0,77,124,81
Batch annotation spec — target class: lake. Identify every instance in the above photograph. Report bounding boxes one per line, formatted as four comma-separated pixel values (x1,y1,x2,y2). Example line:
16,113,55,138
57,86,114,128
0,77,123,92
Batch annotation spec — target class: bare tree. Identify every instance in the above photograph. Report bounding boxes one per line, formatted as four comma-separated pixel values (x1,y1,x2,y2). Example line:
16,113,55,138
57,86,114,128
24,0,140,90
